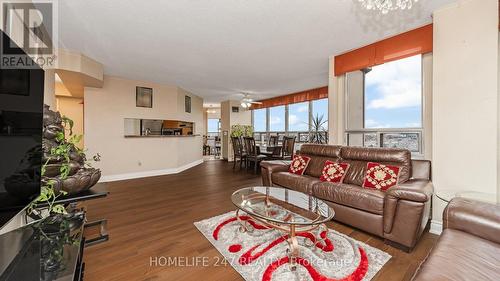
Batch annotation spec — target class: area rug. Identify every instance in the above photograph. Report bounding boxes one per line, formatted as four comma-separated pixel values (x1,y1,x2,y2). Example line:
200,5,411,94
194,211,391,281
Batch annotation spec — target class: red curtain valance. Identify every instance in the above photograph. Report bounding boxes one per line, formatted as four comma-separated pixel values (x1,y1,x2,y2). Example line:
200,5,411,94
250,86,328,110
334,24,433,76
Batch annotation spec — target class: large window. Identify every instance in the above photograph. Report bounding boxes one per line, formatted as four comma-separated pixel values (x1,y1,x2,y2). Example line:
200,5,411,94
252,99,328,144
312,99,328,131
345,54,423,154
288,102,309,132
253,108,266,132
207,118,220,137
207,119,220,133
364,55,422,129
269,105,285,132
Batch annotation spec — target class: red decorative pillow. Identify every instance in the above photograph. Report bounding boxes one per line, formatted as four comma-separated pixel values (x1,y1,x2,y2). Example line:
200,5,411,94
320,161,350,183
288,155,311,175
363,162,400,191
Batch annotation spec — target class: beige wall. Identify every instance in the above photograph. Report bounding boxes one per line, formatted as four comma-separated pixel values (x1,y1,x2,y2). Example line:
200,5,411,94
56,97,84,148
220,100,251,161
44,70,56,108
221,101,231,159
432,0,499,227
84,76,203,180
328,56,345,145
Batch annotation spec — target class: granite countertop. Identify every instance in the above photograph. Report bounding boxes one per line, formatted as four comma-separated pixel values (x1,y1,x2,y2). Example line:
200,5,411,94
124,134,200,138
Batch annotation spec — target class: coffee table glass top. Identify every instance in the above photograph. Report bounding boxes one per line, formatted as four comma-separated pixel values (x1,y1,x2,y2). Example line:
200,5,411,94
231,186,334,226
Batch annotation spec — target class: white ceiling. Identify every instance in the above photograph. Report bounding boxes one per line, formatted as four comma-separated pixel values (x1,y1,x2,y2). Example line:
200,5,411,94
58,0,455,104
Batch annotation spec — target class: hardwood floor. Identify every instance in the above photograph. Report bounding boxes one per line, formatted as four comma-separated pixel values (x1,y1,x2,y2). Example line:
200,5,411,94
82,160,437,281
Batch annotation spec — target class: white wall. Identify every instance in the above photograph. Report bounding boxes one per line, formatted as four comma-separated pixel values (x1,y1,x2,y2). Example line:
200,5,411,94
432,0,499,229
84,76,203,180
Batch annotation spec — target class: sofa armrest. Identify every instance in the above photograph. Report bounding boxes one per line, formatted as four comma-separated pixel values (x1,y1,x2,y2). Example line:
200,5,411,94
260,160,290,186
411,159,431,180
383,179,433,247
444,197,500,244
386,179,433,203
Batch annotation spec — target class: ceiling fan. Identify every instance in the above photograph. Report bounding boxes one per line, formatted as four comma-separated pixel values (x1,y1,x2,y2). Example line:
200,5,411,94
240,93,263,109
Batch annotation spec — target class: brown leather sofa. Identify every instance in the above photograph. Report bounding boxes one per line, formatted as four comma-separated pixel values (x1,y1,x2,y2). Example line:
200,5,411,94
412,198,500,280
261,144,433,251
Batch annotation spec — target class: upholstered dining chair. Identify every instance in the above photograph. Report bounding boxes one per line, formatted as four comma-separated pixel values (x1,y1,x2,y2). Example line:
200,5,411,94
243,137,267,173
231,136,246,170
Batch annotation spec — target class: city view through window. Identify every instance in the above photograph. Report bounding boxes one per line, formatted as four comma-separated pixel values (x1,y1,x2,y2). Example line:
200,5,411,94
357,55,423,153
252,98,328,144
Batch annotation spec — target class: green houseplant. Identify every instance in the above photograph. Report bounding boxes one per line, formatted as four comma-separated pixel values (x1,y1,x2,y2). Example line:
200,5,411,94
230,125,254,138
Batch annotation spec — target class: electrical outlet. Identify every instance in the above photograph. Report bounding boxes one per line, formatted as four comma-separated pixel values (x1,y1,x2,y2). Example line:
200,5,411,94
138,161,142,166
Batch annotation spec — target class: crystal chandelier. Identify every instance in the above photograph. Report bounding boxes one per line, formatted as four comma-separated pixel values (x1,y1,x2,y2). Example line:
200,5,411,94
358,0,418,14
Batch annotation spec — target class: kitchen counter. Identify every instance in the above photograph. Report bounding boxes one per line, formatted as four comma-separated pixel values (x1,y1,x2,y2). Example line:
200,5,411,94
124,134,200,138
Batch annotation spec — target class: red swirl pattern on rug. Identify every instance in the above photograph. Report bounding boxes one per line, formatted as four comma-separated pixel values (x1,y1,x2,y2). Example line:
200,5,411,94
239,231,333,265
212,215,369,281
213,215,269,240
262,247,369,281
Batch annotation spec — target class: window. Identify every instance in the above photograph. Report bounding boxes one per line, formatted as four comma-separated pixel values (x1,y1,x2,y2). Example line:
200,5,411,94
269,105,285,132
207,118,220,133
312,98,328,131
288,102,309,132
251,99,329,144
364,55,422,129
253,109,266,132
345,54,424,154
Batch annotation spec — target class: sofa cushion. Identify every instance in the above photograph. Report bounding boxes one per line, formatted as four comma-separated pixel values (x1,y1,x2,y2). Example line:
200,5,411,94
362,162,400,191
340,146,412,186
299,144,342,178
312,182,385,215
271,172,320,194
288,155,311,175
412,229,500,281
320,161,350,183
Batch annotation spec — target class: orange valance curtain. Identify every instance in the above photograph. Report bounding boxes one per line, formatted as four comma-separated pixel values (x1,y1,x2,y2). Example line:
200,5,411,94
334,24,433,76
250,86,328,110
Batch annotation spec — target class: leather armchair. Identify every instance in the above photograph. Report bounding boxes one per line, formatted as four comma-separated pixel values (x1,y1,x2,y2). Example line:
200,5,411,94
412,198,500,281
443,197,500,244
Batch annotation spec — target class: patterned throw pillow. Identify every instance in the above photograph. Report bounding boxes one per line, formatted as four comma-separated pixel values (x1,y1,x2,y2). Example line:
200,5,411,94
320,161,350,183
288,155,311,175
362,162,400,191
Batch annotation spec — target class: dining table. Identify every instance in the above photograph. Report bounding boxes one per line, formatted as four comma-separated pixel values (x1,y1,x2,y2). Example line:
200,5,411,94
256,143,282,157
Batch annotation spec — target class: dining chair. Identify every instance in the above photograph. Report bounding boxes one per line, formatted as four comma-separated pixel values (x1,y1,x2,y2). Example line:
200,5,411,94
231,136,246,170
268,135,278,146
243,137,266,173
281,136,296,160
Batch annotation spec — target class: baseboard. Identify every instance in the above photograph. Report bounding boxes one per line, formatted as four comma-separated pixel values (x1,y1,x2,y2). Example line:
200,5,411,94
429,220,443,235
99,159,204,182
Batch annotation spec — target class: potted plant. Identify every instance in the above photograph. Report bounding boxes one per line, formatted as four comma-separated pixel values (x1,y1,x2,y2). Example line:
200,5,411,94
309,114,328,144
230,124,253,138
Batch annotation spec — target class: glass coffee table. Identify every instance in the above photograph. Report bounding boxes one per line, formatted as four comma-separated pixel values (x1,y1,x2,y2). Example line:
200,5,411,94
231,186,334,270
